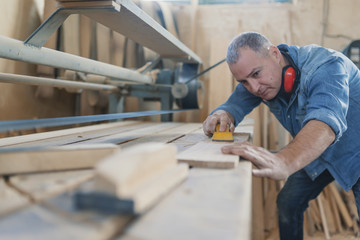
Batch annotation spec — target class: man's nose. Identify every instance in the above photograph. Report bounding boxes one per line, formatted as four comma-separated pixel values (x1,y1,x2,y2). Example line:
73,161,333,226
249,80,261,94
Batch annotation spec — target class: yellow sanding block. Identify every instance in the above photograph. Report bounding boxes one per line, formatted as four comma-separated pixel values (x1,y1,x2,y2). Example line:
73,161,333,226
212,124,234,142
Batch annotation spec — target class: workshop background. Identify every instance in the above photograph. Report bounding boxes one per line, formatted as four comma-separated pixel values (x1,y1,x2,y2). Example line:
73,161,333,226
0,0,359,239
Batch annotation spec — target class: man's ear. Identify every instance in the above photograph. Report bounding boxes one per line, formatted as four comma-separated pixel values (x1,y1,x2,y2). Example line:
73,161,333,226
269,45,281,62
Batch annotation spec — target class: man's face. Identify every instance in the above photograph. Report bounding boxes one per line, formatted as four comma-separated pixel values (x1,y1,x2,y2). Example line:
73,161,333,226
228,46,282,101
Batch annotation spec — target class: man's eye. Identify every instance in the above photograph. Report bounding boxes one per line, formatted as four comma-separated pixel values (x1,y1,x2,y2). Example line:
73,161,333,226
239,80,247,85
253,71,260,77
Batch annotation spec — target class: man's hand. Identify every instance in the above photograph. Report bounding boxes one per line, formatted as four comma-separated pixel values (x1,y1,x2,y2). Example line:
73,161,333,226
203,110,235,136
221,120,336,180
221,142,291,180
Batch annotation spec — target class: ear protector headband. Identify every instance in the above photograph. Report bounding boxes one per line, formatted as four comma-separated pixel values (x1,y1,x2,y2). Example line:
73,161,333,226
281,50,300,94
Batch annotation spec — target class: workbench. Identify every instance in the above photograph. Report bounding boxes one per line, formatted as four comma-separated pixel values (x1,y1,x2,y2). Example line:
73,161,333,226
0,119,254,240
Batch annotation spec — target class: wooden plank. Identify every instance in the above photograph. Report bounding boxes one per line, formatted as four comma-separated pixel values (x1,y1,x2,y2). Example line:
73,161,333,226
0,196,131,240
177,141,239,169
326,185,343,233
94,143,177,197
0,144,118,175
264,180,277,233
329,183,353,228
0,178,31,216
173,120,252,152
73,122,185,145
119,163,252,240
0,120,140,148
9,169,94,202
119,123,202,148
77,164,188,215
252,176,265,240
208,37,233,115
176,133,249,169
130,163,188,214
317,194,331,239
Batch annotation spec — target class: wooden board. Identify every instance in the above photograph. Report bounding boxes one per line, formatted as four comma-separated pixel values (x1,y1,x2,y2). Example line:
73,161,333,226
131,163,188,213
119,164,252,240
73,122,185,145
0,121,254,239
0,121,140,148
176,133,249,169
119,123,202,148
0,197,131,240
0,144,118,175
177,141,239,168
95,143,177,197
9,169,94,202
0,178,31,216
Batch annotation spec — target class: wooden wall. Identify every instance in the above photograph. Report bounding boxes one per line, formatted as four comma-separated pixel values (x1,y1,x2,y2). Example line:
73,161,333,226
0,0,75,125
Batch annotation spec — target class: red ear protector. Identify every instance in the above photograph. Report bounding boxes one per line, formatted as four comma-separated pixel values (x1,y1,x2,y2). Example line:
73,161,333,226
282,65,296,93
280,50,300,95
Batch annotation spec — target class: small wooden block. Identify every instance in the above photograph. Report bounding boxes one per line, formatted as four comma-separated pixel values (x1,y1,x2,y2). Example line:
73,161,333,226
177,141,239,169
77,163,188,215
95,142,177,197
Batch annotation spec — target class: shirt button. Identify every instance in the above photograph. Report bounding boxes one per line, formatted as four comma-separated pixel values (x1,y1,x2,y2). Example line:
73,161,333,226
287,115,290,118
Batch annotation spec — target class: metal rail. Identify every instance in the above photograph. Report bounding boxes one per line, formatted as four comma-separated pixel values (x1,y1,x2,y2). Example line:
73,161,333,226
0,36,153,84
0,109,194,133
0,72,118,92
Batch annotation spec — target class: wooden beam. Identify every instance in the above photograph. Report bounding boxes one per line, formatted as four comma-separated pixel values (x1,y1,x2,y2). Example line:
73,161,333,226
120,164,252,240
0,120,139,148
94,142,178,197
0,144,118,175
176,133,249,169
9,169,94,202
0,178,31,216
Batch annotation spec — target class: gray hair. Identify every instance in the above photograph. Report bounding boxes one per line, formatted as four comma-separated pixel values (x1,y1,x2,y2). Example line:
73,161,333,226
226,32,272,64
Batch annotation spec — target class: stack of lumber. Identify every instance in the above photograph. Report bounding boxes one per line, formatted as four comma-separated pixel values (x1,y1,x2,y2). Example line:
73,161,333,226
0,120,254,240
260,180,359,240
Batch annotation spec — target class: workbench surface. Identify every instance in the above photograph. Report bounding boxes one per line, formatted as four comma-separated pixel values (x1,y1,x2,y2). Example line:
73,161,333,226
0,119,254,240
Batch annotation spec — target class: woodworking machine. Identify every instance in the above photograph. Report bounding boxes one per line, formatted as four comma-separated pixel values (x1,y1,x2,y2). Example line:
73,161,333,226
0,0,203,128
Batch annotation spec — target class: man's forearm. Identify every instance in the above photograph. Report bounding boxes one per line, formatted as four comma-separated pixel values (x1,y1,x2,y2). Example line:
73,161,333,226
276,120,336,176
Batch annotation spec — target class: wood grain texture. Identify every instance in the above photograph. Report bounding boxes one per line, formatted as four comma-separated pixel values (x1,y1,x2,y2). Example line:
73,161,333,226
95,143,177,197
176,133,249,169
9,169,94,202
0,178,31,217
131,163,188,213
0,144,118,175
119,163,252,240
0,121,140,148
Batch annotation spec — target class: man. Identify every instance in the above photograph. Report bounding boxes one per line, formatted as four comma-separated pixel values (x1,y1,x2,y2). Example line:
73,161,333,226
202,32,360,239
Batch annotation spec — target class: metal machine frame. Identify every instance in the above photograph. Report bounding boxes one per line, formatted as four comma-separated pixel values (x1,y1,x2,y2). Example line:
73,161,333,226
0,0,202,126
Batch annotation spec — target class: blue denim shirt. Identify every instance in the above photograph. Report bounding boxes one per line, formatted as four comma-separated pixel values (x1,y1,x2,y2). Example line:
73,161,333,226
214,44,360,191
